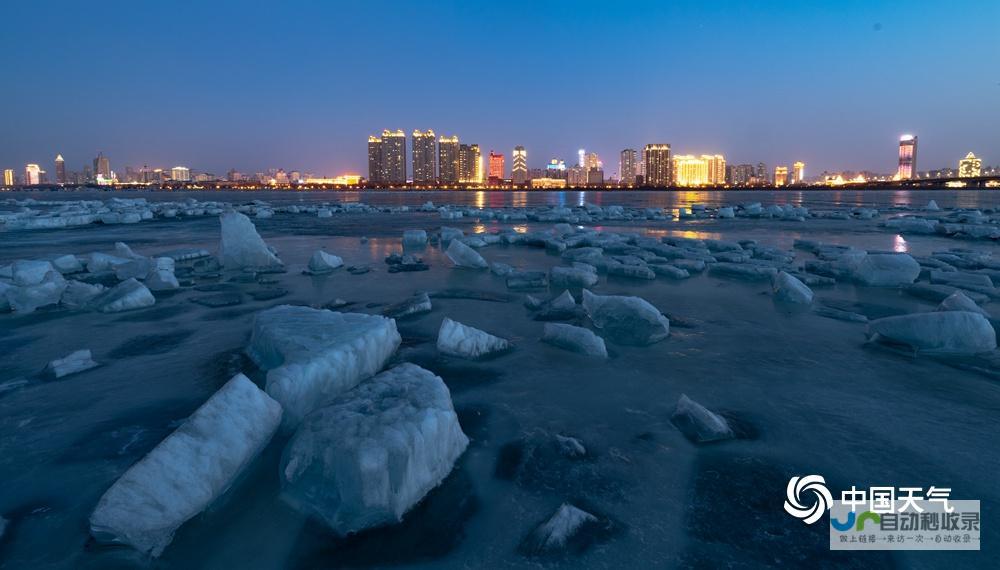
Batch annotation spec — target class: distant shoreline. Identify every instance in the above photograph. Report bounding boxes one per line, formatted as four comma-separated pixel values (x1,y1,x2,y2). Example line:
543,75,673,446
1,185,991,193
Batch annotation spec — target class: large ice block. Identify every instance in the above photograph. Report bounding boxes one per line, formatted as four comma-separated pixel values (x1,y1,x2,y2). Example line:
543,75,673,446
89,374,282,556
436,317,511,359
280,363,469,535
246,305,401,427
867,311,996,355
219,211,282,268
581,290,669,346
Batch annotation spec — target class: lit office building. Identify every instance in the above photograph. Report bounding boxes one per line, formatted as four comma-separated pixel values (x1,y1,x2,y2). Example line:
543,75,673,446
958,152,982,178
619,149,638,185
93,152,111,180
488,151,505,185
3,169,14,186
546,159,567,179
897,135,917,180
381,129,407,184
459,144,481,184
704,154,726,185
643,144,672,187
25,164,42,185
438,135,460,184
584,152,600,170
367,135,383,183
511,146,528,185
729,164,755,186
756,162,770,184
792,161,805,184
171,166,191,181
774,165,789,186
672,155,707,186
55,154,66,184
567,166,588,186
578,149,586,168
531,177,568,189
412,129,436,184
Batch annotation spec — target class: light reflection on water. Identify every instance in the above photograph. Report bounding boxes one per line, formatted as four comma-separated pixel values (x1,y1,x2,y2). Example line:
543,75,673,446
643,228,724,240
893,234,909,253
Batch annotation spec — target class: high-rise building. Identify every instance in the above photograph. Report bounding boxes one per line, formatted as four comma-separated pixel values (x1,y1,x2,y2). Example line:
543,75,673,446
367,135,384,183
93,152,111,180
643,144,672,187
619,149,638,185
897,135,917,180
730,164,755,186
459,144,481,184
412,129,436,184
672,155,707,186
3,169,15,186
756,162,769,184
381,129,407,184
704,154,726,185
171,166,191,181
25,164,42,185
578,149,586,168
567,166,588,186
774,165,789,186
55,154,66,184
586,168,604,186
546,159,567,179
584,152,600,170
488,151,505,185
792,161,805,184
958,152,982,178
438,135,459,184
511,146,528,185
437,136,460,182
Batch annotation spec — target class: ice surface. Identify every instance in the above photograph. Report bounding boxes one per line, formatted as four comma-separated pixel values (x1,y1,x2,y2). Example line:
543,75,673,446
44,349,99,379
280,363,468,535
868,311,997,355
219,211,283,269
89,374,282,556
437,317,512,359
772,271,813,304
671,394,734,443
444,239,487,269
581,290,669,346
246,305,401,427
522,503,599,554
852,253,920,286
89,278,155,313
937,291,989,316
542,323,608,358
306,250,344,274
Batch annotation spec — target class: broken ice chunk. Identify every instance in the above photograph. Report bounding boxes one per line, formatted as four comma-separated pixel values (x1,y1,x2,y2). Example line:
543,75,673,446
772,271,814,304
542,323,608,358
445,239,488,269
61,280,106,308
89,374,282,557
89,278,155,313
520,503,602,555
11,260,57,286
44,349,99,379
671,394,734,443
306,250,344,275
382,292,432,319
219,211,282,269
937,291,989,316
549,265,599,289
581,290,669,346
6,269,67,313
437,317,511,359
867,311,996,355
852,253,920,286
246,305,401,427
145,258,179,291
280,363,468,535
402,229,428,247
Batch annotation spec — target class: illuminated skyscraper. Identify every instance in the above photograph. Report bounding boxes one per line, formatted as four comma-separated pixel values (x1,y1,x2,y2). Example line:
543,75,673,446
381,129,407,184
488,151,505,185
367,135,384,183
438,135,459,184
93,152,111,180
730,164,755,185
171,166,191,181
459,144,481,183
774,165,789,186
756,162,769,184
578,149,586,168
897,135,917,180
619,149,638,185
511,146,528,185
704,154,726,185
643,144,672,187
546,158,567,179
792,161,805,184
958,152,981,178
672,155,708,186
584,152,600,170
25,164,42,185
55,154,66,184
412,130,436,184
3,169,15,186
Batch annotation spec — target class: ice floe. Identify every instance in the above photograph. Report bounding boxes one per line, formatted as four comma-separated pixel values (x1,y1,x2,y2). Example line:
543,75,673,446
437,317,512,359
581,290,669,345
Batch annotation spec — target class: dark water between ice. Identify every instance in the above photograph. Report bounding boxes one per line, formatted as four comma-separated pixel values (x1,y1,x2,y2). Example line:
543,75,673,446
7,187,1000,210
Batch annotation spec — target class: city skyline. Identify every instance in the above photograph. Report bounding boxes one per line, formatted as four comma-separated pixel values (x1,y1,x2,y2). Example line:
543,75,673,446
1,1,997,177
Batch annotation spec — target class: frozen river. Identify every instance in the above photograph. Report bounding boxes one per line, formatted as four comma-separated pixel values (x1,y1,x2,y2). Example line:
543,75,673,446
0,190,997,569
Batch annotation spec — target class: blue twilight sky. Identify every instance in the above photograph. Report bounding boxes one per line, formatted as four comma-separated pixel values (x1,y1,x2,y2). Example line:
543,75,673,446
1,0,997,178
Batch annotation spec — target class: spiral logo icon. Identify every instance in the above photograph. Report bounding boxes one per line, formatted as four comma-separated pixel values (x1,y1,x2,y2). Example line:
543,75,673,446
784,475,833,525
